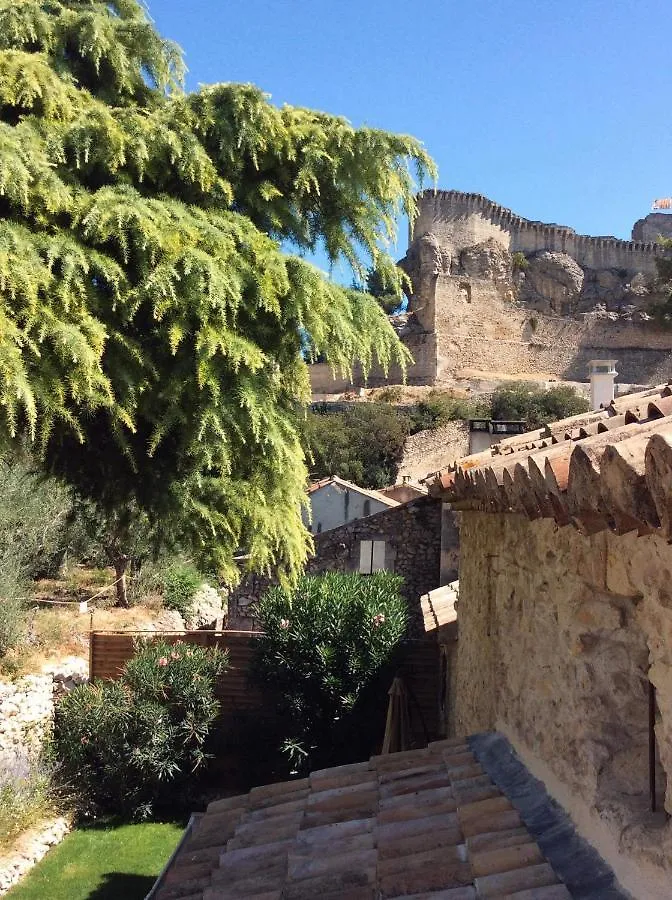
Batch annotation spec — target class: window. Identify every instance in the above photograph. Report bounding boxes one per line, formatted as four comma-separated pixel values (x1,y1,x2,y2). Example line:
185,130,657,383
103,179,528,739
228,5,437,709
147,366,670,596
359,540,386,574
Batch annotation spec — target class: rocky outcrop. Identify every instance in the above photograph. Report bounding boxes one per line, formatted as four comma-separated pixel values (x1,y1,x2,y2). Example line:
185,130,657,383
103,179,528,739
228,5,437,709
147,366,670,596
517,251,584,314
187,583,224,630
632,212,672,243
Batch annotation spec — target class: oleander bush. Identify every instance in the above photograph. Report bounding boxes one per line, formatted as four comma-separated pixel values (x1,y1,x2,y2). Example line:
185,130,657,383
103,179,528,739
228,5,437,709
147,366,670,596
254,572,407,773
54,640,227,820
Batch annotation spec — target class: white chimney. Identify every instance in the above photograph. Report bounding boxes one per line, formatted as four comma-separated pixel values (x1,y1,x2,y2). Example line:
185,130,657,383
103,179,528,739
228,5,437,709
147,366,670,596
588,359,617,410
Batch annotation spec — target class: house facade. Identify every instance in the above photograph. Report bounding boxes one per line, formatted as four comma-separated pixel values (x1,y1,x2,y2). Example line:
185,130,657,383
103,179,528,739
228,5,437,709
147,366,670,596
303,476,399,535
427,383,672,899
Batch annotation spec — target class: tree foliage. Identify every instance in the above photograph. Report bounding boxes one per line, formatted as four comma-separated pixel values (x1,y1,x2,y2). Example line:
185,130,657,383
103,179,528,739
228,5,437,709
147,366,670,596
304,403,410,488
489,382,589,429
0,0,435,584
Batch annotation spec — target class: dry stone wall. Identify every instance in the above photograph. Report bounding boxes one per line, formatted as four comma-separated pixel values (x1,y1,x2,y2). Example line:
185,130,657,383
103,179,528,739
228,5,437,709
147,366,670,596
455,511,672,898
0,676,53,775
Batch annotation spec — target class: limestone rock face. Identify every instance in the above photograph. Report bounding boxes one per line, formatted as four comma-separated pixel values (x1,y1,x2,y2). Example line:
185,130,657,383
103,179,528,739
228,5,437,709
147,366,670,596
518,251,584,314
187,583,224,630
459,238,511,282
632,212,672,243
400,232,451,287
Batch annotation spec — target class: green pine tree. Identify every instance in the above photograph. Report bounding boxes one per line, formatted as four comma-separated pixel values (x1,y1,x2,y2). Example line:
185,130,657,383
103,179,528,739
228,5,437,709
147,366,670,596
0,0,435,603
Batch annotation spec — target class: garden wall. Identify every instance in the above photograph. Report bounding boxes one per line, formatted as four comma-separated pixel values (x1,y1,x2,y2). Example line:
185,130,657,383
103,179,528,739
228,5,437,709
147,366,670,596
0,676,53,775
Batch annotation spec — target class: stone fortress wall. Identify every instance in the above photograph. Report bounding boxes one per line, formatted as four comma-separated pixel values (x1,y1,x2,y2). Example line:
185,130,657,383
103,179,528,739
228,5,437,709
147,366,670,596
412,190,665,275
398,191,672,386
309,190,672,392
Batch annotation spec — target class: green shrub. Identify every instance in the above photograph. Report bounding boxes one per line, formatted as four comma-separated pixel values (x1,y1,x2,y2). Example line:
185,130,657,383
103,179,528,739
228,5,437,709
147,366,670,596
489,382,589,429
0,598,27,660
374,386,404,403
0,457,76,656
512,251,529,272
54,640,227,820
161,563,202,618
409,392,488,433
253,572,408,774
303,403,410,488
0,760,55,851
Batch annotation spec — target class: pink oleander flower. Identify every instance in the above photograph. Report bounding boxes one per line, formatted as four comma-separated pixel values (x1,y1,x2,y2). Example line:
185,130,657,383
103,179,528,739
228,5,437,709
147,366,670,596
80,736,88,745
279,619,290,630
158,657,169,667
170,651,180,660
372,613,386,627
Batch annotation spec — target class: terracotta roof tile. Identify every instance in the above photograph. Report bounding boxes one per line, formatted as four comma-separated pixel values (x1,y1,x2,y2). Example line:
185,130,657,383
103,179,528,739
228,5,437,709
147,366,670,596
150,733,627,900
425,384,672,539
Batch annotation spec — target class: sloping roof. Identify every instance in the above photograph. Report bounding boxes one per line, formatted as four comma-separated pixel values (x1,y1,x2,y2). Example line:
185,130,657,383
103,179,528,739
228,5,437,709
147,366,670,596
307,476,400,508
151,732,626,900
421,582,459,635
424,383,672,539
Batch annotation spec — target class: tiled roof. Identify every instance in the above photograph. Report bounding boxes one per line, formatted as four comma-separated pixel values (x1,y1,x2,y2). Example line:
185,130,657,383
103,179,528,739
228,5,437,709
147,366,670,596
307,476,400,508
421,582,459,635
424,384,672,538
152,733,625,900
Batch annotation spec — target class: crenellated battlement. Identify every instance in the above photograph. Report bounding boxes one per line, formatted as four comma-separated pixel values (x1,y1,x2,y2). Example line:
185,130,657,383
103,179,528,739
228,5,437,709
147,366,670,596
413,190,664,267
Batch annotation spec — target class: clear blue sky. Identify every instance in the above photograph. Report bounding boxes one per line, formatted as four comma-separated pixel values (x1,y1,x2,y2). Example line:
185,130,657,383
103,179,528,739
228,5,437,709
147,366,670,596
151,0,671,247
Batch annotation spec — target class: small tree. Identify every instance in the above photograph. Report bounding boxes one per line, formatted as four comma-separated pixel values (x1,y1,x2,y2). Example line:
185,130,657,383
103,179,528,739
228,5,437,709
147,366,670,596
54,640,227,820
254,572,407,773
303,403,410,488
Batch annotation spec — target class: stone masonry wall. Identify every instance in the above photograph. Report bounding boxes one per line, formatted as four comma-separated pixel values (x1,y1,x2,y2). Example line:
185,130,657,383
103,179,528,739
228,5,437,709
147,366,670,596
432,273,672,384
0,676,53,776
398,421,471,483
413,191,664,275
455,511,672,898
403,190,672,386
230,497,453,634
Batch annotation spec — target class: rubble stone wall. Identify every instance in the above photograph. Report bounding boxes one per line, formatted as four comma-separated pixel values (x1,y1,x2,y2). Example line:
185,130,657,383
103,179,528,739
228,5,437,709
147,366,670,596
0,676,53,774
398,421,471,483
455,510,672,898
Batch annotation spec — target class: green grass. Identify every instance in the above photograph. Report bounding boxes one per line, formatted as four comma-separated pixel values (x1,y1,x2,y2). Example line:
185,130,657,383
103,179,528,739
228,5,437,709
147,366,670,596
7,821,184,900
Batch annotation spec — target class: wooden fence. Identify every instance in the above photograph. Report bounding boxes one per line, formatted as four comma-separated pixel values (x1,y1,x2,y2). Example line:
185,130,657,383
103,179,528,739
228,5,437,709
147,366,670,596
89,630,265,719
89,630,441,743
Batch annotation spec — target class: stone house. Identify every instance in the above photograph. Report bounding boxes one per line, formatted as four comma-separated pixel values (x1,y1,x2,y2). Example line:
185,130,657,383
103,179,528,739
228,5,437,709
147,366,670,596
230,491,458,635
425,383,672,898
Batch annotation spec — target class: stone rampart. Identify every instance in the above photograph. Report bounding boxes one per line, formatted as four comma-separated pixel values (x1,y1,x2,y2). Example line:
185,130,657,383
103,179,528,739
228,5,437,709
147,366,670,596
413,190,663,274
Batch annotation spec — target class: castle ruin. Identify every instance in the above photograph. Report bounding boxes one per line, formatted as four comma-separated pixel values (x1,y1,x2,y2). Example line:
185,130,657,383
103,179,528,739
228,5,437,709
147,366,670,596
310,191,672,393
394,190,672,386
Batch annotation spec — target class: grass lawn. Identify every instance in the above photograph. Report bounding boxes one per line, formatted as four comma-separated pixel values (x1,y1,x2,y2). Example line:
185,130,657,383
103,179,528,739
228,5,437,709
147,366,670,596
7,821,184,900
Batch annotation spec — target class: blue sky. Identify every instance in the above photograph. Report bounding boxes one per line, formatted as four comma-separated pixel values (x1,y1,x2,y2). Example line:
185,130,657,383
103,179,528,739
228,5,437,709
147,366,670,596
151,0,671,249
